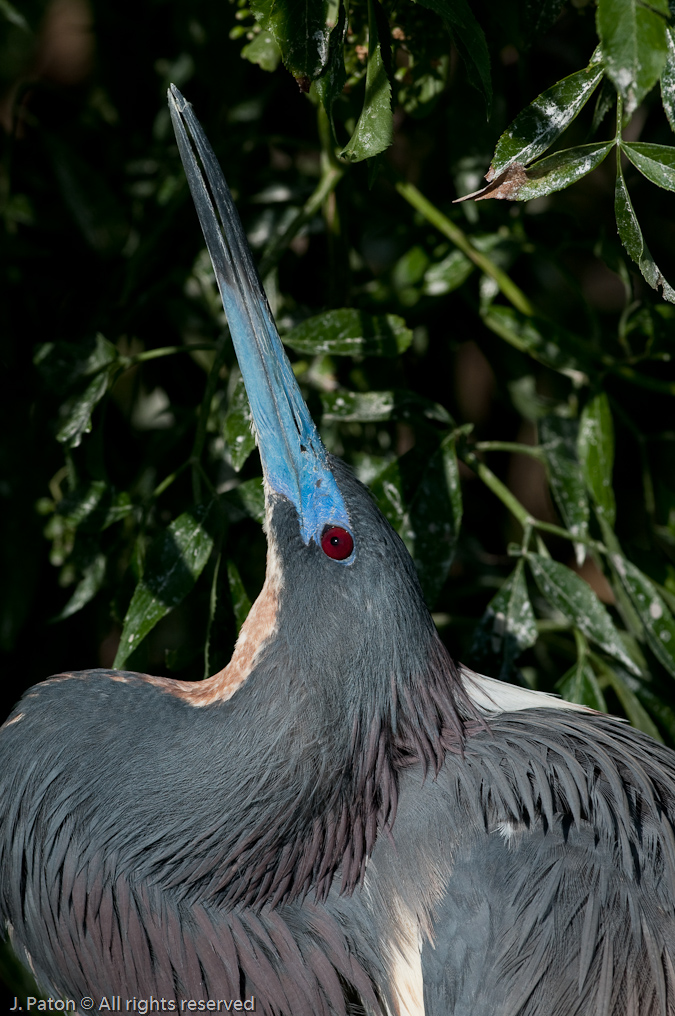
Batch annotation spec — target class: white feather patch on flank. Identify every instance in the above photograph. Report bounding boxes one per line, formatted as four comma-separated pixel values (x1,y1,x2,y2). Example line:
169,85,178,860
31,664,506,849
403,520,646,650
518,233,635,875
461,666,594,715
387,902,426,1016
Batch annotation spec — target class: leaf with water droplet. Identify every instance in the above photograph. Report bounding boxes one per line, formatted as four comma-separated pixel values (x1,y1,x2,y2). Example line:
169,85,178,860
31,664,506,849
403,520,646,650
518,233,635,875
612,555,675,678
223,371,256,472
114,502,222,668
340,0,393,162
539,415,589,563
615,154,675,303
486,51,603,180
470,560,538,680
556,656,606,710
577,392,616,528
597,0,668,116
284,309,412,357
528,553,639,674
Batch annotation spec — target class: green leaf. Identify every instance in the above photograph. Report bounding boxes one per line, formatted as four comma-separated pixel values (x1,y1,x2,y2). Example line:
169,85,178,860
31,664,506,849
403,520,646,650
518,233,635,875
612,555,675,677
592,655,662,739
539,416,589,558
227,559,252,632
661,25,675,133
423,249,474,295
577,392,616,528
622,141,675,191
56,370,111,448
314,0,347,135
367,435,462,604
488,142,615,202
0,0,29,30
470,560,538,679
34,333,118,391
597,0,669,116
56,481,133,531
415,0,492,111
284,309,412,357
615,157,675,301
482,306,590,376
114,502,222,668
488,53,603,180
527,553,640,674
223,372,256,472
407,433,463,605
51,554,106,622
340,0,393,162
241,29,282,72
556,657,607,710
321,389,452,424
250,0,338,80
222,478,266,524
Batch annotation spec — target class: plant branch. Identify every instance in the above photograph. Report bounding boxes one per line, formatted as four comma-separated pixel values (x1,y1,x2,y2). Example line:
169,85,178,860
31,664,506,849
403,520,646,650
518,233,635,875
394,180,535,316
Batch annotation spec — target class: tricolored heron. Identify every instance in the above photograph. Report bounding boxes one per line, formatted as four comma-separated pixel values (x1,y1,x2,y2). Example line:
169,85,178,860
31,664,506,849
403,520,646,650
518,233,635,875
1,86,675,1015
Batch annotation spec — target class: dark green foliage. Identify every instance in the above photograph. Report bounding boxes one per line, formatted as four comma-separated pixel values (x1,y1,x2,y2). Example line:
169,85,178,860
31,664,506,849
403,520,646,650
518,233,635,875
2,0,675,784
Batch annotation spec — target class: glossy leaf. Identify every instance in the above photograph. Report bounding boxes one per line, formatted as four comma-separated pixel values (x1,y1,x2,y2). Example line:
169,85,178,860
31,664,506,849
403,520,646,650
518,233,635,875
470,560,538,679
482,306,590,375
250,0,337,80
615,160,675,301
661,26,675,133
241,29,282,72
368,435,461,604
597,0,668,115
56,481,133,531
56,370,110,448
0,0,30,29
406,433,463,605
52,554,106,622
423,249,474,295
340,0,393,162
539,416,589,560
34,333,118,391
321,389,452,424
622,141,675,191
227,558,252,632
592,656,662,740
416,0,491,110
222,478,266,524
527,553,640,674
284,309,412,357
487,53,603,180
556,656,607,710
223,372,256,472
114,502,222,668
577,392,616,528
314,0,347,134
486,142,614,202
612,555,675,677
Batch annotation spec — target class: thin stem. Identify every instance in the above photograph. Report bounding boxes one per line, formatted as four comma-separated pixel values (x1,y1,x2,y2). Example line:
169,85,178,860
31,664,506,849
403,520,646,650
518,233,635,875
475,440,546,460
119,343,216,368
191,335,229,502
258,161,344,279
460,449,531,529
461,447,607,550
394,179,535,317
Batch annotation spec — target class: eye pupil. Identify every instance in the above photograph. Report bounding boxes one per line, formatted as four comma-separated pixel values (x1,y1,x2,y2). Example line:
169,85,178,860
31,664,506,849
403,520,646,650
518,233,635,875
321,526,354,561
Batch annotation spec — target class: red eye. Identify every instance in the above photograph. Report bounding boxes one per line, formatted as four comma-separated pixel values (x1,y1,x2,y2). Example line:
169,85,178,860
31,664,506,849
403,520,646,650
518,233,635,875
321,526,354,561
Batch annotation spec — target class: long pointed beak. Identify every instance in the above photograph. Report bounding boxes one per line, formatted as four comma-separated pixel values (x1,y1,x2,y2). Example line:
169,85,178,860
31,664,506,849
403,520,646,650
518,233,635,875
168,85,350,547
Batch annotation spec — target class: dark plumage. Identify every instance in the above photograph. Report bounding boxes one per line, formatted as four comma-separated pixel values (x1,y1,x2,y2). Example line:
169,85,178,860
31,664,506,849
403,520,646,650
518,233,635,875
1,87,675,1015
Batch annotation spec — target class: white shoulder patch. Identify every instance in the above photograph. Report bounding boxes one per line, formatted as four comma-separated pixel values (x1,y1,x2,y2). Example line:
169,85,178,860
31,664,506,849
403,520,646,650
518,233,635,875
461,666,594,715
